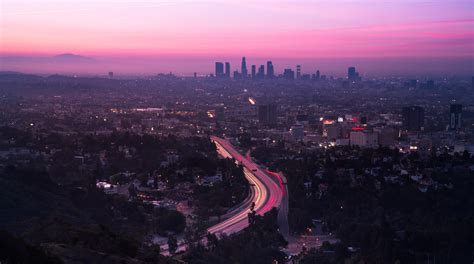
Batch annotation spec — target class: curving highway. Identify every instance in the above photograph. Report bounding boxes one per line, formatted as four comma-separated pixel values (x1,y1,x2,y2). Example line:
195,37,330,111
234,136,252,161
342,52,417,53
160,136,286,254
208,136,285,236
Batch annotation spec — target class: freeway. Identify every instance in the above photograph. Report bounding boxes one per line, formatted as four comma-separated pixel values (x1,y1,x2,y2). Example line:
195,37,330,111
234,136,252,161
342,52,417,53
160,136,286,254
208,136,285,236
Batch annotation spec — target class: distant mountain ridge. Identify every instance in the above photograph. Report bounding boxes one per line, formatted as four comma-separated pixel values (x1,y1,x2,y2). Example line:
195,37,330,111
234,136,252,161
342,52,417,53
0,71,43,80
0,54,96,64
52,53,95,62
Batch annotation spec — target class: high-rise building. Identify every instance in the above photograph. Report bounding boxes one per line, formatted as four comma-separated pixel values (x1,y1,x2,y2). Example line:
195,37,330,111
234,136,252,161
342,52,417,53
257,65,265,79
241,57,248,78
449,104,462,130
296,65,301,79
233,70,241,79
108,72,114,78
283,69,295,80
471,76,474,89
251,65,256,79
267,61,274,78
348,66,359,80
225,62,231,78
258,104,277,126
312,70,321,81
402,106,424,131
215,62,224,78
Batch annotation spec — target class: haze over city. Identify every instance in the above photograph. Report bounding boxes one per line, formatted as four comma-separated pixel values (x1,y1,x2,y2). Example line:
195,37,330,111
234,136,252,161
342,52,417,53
1,0,473,75
1,1,474,264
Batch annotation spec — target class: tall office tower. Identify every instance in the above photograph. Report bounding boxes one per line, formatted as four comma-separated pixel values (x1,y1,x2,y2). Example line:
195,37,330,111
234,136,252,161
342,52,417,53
296,65,301,79
258,104,277,126
241,57,248,78
194,72,197,78
348,66,359,80
267,61,274,78
316,70,320,79
108,72,114,78
225,62,231,78
283,69,295,80
215,62,224,78
402,106,425,131
233,70,241,79
257,65,265,79
251,65,256,79
449,104,462,130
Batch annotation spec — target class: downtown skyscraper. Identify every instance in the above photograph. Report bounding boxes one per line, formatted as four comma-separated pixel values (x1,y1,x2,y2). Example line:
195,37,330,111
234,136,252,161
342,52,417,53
267,61,274,78
215,62,224,78
241,57,248,79
225,62,231,78
348,66,360,81
257,65,265,79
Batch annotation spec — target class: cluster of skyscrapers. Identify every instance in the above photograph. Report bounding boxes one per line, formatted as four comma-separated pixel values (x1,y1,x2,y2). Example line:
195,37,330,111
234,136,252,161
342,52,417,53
215,57,275,80
214,62,230,79
215,57,336,81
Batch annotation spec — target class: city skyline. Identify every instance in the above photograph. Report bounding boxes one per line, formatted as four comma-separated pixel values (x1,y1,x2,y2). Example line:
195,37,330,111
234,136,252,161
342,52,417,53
1,54,473,77
1,1,474,263
1,0,473,75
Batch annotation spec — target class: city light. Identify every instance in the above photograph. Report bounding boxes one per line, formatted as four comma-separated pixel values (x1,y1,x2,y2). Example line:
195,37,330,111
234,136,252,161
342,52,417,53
248,97,256,105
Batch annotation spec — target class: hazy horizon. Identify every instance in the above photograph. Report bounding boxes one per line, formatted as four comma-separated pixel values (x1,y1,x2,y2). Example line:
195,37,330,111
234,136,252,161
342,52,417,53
1,0,473,76
1,54,473,77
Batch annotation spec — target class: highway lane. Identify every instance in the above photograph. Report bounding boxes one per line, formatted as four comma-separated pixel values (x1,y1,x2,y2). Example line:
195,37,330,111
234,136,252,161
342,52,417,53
208,136,284,236
160,136,285,254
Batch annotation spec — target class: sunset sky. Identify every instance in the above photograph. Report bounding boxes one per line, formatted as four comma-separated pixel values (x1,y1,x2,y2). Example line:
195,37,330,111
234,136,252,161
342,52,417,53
1,0,473,75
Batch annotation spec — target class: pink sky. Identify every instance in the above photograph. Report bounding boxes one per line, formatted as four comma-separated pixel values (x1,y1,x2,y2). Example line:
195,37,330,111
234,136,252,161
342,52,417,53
1,0,473,75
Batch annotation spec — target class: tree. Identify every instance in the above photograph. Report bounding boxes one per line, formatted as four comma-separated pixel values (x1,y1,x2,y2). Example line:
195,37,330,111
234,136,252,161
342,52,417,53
142,245,161,262
206,233,219,250
167,235,178,255
184,209,287,264
248,210,256,225
155,209,186,234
